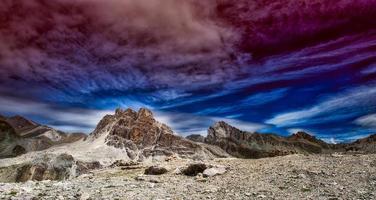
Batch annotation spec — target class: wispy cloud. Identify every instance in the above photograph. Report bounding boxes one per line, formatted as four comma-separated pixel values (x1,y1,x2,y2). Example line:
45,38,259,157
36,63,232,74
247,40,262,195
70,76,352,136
0,95,112,133
154,110,266,136
355,114,376,129
266,85,376,127
241,88,289,106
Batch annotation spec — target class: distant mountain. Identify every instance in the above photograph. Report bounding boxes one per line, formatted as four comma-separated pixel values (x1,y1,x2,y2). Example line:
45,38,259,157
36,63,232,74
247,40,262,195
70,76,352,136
187,121,376,159
6,115,39,134
87,108,227,160
185,134,206,143
341,134,376,153
203,121,332,158
0,115,86,158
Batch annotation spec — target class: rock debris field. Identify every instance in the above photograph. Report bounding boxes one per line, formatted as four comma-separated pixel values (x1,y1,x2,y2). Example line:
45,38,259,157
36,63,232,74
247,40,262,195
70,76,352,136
1,153,375,200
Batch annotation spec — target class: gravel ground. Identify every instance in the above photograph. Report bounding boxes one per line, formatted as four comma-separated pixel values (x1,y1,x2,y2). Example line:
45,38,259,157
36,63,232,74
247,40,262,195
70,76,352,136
1,154,375,200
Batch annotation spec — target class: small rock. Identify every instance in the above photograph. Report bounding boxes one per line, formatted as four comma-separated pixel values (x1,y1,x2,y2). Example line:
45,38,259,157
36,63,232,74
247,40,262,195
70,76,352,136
135,175,146,181
149,178,161,183
173,167,182,175
298,173,307,179
203,167,226,177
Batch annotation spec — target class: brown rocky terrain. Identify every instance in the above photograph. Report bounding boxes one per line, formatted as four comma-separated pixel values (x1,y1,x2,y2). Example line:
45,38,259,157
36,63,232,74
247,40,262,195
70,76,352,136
0,154,375,200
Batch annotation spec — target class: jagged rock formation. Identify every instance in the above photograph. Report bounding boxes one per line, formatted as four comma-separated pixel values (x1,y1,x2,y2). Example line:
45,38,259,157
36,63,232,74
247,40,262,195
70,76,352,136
201,121,333,158
88,108,225,161
0,116,86,158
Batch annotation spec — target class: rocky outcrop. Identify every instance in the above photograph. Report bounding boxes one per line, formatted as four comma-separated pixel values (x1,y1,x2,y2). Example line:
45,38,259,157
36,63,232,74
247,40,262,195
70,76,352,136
88,108,224,161
0,153,101,182
205,121,333,159
0,116,86,158
0,120,22,158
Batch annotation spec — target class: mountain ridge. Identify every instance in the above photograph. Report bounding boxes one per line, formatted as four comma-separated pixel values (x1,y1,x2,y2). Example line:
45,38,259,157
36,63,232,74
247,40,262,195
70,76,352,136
187,121,376,158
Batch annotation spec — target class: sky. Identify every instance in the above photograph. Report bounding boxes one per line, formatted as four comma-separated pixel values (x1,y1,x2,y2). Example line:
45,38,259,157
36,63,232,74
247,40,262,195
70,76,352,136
0,0,376,143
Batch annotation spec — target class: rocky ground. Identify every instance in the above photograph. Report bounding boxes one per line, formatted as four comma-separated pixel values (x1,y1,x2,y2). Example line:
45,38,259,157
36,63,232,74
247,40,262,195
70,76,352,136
1,153,375,200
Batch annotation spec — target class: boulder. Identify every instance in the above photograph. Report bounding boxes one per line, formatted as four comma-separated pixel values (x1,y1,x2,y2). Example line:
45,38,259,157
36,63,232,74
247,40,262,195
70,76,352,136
181,163,207,176
76,161,102,175
144,166,168,175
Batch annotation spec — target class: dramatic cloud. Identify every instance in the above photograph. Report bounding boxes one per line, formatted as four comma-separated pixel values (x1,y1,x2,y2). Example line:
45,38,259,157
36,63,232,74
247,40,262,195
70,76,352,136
0,0,375,140
0,0,242,103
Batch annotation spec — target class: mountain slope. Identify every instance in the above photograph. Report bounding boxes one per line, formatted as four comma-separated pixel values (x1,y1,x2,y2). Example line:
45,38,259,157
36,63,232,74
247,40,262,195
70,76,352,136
0,120,25,158
0,116,86,158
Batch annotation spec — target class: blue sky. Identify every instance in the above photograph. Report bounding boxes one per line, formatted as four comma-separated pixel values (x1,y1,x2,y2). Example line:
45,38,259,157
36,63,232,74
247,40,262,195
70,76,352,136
0,0,375,143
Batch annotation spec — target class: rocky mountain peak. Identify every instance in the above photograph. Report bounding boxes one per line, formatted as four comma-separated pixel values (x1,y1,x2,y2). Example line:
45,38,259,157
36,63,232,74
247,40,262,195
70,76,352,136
137,108,153,119
289,131,316,140
90,107,216,160
115,108,137,119
207,121,245,143
114,108,154,121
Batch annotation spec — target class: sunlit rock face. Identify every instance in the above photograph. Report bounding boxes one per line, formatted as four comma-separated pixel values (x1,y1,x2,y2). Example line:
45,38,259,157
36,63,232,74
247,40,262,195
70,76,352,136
89,108,221,160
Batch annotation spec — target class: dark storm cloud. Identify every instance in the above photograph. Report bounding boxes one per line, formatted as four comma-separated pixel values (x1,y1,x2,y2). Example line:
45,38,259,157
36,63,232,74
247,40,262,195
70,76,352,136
0,0,243,103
